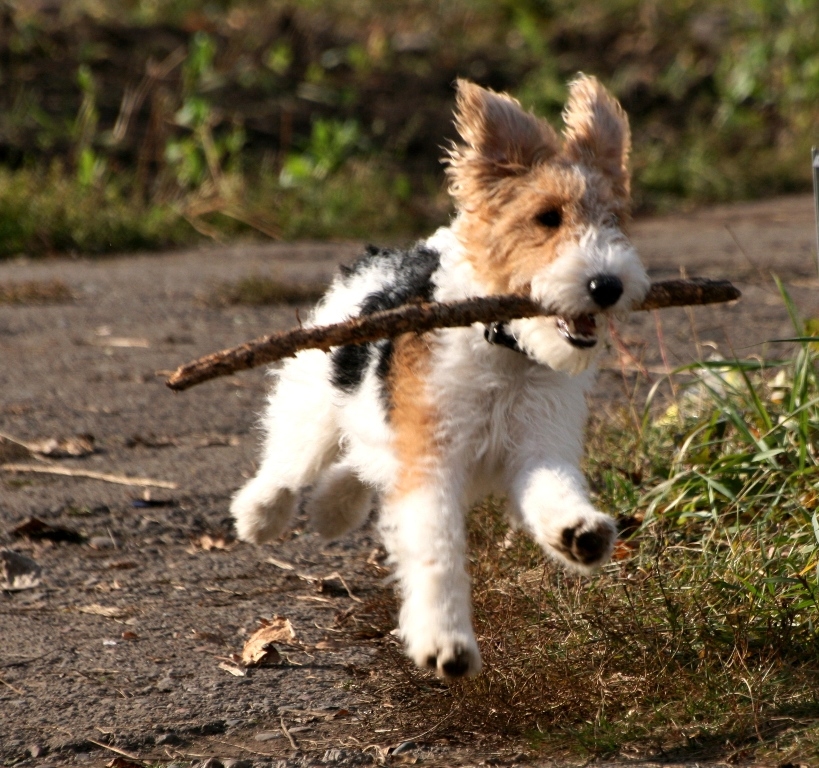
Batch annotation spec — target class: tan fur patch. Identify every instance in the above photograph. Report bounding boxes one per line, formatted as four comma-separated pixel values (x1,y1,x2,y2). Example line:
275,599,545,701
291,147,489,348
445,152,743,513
562,75,631,200
446,75,632,295
386,333,440,497
452,162,629,293
446,80,561,208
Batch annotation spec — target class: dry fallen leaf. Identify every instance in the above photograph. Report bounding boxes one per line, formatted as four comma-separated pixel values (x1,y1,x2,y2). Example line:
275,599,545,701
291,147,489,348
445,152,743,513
0,430,95,459
187,533,232,553
79,603,130,619
218,661,246,677
313,640,343,651
27,434,95,458
241,616,296,667
0,549,42,591
611,539,638,561
10,516,85,544
105,757,144,768
200,533,228,551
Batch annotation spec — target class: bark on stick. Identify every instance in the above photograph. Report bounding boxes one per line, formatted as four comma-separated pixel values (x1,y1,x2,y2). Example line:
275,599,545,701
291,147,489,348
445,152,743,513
166,277,739,391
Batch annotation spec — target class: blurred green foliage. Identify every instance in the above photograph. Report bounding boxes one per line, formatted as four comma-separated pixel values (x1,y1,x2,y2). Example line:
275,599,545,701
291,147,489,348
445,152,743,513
0,0,816,255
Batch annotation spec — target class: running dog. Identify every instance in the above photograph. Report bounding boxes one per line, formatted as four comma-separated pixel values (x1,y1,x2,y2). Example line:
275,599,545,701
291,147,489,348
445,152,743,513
231,75,649,678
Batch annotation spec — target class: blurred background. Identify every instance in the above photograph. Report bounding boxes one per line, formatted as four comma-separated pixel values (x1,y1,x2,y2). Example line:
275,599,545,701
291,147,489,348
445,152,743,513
1,0,817,257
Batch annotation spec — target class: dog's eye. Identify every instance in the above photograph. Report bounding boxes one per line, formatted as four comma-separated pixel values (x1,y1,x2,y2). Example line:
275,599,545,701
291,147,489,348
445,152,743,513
535,209,562,229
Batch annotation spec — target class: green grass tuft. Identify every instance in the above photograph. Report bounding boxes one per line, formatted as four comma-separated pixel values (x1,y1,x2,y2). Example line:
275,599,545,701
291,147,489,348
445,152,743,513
1,0,817,254
0,166,194,257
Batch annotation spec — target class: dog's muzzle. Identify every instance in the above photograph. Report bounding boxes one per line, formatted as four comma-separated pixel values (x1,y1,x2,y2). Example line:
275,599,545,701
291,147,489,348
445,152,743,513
484,321,523,353
555,314,598,349
551,273,623,350
587,274,623,308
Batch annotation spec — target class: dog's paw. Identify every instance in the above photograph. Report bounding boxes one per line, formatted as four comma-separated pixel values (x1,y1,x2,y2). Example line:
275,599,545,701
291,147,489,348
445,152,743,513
305,464,373,540
551,512,617,571
230,482,296,544
406,632,482,680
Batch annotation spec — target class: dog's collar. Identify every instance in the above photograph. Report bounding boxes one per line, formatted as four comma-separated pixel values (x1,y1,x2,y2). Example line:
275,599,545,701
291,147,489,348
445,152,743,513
483,322,525,355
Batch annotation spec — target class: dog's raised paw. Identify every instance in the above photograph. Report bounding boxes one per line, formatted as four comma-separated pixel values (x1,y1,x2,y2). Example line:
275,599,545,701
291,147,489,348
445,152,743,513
557,515,617,568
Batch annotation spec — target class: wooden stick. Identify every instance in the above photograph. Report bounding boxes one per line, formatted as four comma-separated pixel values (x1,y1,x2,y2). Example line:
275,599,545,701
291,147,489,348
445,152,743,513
0,463,178,490
166,277,740,391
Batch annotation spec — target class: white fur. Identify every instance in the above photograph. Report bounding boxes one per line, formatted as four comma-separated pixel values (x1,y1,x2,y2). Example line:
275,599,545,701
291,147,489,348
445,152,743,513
231,77,649,678
231,222,647,678
513,226,650,374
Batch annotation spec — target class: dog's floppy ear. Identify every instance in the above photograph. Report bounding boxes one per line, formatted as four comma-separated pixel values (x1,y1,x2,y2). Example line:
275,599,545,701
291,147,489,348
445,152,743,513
446,79,559,205
562,74,631,198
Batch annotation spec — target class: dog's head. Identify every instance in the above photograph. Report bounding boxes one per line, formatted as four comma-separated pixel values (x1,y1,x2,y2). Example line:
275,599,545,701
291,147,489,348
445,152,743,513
446,75,649,374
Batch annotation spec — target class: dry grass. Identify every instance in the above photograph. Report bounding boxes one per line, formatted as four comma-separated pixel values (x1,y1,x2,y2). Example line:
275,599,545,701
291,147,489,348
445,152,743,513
0,278,73,304
202,273,327,307
354,319,819,763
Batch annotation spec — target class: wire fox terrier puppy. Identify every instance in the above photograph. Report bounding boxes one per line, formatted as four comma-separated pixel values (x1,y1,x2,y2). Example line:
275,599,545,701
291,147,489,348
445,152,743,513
231,75,650,678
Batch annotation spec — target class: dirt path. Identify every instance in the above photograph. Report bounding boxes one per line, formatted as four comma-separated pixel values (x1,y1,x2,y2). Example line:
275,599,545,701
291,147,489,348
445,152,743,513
1,195,817,768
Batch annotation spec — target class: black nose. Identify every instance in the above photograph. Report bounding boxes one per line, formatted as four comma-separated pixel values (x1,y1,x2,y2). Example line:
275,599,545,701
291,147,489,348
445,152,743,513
587,274,623,308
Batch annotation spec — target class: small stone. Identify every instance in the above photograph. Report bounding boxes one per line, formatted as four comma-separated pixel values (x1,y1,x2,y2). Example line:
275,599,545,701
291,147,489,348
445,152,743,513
88,535,117,550
224,718,243,728
27,745,46,758
222,760,252,768
155,677,175,692
201,760,225,768
156,732,183,746
254,731,281,742
0,549,42,590
391,741,416,756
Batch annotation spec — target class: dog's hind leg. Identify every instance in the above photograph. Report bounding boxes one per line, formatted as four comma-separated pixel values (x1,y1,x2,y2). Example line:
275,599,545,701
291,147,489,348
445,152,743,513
305,461,373,539
231,351,340,544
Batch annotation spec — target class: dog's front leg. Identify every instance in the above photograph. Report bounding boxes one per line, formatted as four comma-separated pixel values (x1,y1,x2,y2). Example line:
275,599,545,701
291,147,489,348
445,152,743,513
379,479,481,679
511,461,617,573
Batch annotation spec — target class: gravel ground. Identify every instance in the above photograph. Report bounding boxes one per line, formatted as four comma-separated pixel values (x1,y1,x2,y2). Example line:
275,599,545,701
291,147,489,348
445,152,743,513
1,195,817,768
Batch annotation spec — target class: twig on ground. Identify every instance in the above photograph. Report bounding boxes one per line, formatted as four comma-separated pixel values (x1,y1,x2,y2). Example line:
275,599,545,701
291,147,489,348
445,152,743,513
166,277,740,391
0,677,24,695
0,463,177,490
85,737,147,764
215,740,277,757
0,652,55,669
280,715,299,751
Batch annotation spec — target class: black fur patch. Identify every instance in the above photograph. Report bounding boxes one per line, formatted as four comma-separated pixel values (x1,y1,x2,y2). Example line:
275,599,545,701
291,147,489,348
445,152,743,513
331,343,372,392
374,339,394,382
330,244,440,393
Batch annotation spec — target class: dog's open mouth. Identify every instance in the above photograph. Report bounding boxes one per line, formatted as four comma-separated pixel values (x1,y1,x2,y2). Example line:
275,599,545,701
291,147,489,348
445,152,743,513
556,314,598,349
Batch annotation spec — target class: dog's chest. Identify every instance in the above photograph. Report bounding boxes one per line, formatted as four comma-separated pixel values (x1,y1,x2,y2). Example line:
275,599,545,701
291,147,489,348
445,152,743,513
430,331,585,464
